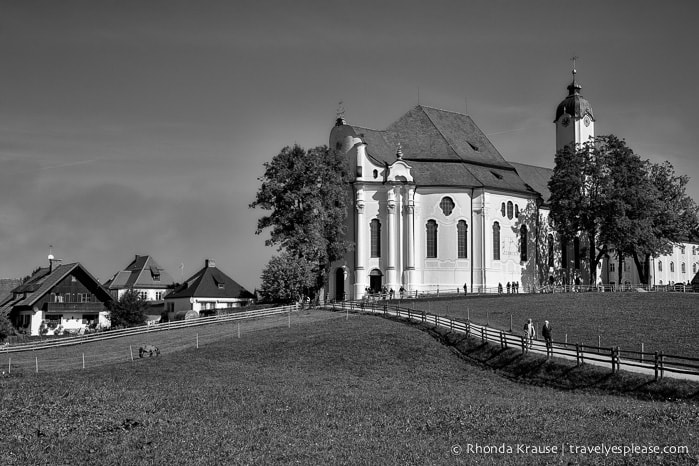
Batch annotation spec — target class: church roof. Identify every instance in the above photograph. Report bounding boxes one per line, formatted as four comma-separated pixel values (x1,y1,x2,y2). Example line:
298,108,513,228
509,162,554,205
346,105,537,195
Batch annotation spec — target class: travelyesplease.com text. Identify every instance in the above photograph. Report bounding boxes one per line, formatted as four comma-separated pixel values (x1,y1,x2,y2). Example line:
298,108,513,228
451,443,689,457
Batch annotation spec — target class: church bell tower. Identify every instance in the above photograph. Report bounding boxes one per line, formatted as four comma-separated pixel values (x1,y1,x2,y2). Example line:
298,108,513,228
555,59,595,151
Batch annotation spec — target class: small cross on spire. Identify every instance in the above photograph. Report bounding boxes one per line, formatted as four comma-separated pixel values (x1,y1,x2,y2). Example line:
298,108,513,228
571,56,578,79
335,100,346,126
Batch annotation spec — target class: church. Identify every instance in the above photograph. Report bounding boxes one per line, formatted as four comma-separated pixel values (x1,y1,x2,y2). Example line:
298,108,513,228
328,70,698,300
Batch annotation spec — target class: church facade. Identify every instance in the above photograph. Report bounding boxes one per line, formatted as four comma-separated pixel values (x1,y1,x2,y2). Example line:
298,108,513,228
328,74,698,300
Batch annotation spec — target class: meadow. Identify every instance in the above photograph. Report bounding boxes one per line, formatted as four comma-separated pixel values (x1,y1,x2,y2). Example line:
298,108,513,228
1,306,698,465
399,292,699,357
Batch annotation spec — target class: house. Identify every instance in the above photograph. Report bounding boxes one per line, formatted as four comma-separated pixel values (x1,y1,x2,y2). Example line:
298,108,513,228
104,254,175,302
0,261,113,336
165,259,254,318
104,254,175,321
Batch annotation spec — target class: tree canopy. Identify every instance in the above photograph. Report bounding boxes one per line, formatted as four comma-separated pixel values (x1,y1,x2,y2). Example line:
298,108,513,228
549,135,699,285
250,144,351,299
258,252,316,304
107,289,148,328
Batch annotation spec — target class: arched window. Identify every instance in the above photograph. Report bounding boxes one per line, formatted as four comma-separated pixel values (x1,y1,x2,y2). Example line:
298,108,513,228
561,238,568,266
547,234,554,267
370,219,381,258
493,222,500,260
515,204,520,218
670,262,675,273
520,225,528,262
574,237,581,269
457,221,468,259
658,261,663,272
426,220,438,258
507,201,513,219
440,197,455,216
501,203,506,217
682,262,686,273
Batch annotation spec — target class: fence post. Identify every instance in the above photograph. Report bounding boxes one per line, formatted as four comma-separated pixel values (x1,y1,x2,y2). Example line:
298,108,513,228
130,345,134,362
480,327,485,342
521,335,526,354
288,308,291,328
486,311,489,326
509,314,512,332
659,351,664,380
196,333,199,349
35,357,38,374
610,347,615,373
450,318,453,332
575,344,581,366
654,351,659,380
640,343,644,363
238,322,241,338
82,353,85,370
598,335,601,353
466,322,470,336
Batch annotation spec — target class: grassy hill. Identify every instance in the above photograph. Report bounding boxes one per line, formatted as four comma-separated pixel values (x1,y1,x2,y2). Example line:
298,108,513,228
1,312,697,465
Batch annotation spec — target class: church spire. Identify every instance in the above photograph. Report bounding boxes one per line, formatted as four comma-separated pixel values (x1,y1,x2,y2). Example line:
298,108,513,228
567,56,582,96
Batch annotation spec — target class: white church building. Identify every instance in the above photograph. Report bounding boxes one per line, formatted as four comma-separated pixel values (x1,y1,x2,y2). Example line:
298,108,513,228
328,71,698,300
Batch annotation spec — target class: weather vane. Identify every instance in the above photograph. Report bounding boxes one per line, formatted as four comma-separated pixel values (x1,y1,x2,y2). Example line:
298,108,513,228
571,55,578,78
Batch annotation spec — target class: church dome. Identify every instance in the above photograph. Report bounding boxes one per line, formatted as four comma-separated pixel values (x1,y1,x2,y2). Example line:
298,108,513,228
555,80,594,122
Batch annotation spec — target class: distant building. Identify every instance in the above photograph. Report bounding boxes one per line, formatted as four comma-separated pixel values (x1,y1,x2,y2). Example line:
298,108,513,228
104,254,175,302
165,259,254,318
0,262,113,336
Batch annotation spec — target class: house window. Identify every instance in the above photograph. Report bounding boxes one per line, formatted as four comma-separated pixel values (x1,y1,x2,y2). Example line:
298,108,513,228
515,204,520,218
501,203,506,217
218,283,225,290
155,291,163,301
426,220,438,258
682,263,686,274
457,220,468,259
65,293,71,302
440,197,455,216
547,234,554,268
520,225,528,262
153,273,161,282
139,291,148,300
370,219,381,258
658,261,663,272
507,201,513,220
493,222,500,260
670,262,675,273
680,246,686,254
610,263,615,272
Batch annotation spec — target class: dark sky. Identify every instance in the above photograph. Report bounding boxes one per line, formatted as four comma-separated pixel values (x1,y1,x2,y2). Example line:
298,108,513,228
1,0,698,289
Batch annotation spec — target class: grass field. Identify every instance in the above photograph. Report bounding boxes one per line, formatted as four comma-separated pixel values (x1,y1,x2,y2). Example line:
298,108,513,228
397,293,699,357
1,311,698,465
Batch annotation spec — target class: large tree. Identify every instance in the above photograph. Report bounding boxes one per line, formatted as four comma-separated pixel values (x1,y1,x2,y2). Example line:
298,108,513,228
549,135,699,285
250,144,351,300
549,137,614,285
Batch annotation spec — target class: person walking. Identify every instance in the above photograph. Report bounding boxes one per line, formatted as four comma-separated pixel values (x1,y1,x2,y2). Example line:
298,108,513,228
542,320,553,359
523,319,536,352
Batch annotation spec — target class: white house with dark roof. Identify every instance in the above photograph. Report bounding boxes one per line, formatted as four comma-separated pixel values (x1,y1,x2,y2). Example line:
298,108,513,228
0,261,113,336
104,255,175,302
329,70,698,299
164,259,254,317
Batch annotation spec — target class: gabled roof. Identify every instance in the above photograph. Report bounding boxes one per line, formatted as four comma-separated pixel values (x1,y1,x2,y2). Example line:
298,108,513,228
166,261,253,300
0,263,112,316
345,106,537,195
105,255,175,290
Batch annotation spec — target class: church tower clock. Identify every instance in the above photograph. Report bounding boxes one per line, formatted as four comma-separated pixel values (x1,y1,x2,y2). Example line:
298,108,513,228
555,59,595,152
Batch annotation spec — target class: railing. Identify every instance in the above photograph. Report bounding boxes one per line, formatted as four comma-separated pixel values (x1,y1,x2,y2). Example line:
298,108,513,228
328,300,699,381
46,302,105,312
1,305,298,354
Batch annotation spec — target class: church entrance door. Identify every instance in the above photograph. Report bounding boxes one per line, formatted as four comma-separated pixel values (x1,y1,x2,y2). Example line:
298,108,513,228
369,269,383,293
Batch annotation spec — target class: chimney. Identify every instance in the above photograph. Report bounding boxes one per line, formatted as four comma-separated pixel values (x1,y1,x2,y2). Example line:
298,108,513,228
205,258,216,268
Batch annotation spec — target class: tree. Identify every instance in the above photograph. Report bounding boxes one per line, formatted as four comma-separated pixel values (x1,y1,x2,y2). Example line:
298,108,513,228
259,252,316,304
107,289,147,328
250,144,351,299
549,135,699,285
549,137,614,285
0,315,15,342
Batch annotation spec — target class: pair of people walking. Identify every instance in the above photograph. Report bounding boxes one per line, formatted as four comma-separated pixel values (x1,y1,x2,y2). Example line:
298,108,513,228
523,318,553,358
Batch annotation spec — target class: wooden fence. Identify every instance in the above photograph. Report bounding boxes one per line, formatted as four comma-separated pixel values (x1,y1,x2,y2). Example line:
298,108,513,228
0,304,297,355
329,300,699,381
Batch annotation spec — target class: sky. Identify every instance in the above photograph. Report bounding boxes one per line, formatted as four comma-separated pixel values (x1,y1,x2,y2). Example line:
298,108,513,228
1,0,698,290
